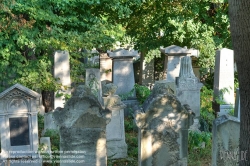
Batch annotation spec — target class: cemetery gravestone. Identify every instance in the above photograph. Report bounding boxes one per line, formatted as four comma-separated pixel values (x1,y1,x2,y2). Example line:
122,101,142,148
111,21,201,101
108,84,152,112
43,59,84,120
176,56,203,118
0,83,42,165
212,115,240,166
136,92,194,166
103,83,127,159
107,49,138,97
54,51,71,109
160,45,199,83
53,85,111,166
213,48,234,116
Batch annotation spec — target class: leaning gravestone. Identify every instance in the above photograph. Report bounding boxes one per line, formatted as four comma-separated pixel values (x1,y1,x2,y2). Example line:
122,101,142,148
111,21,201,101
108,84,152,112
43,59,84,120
213,48,234,116
135,92,194,166
0,83,42,165
103,83,127,159
212,115,240,166
53,85,111,166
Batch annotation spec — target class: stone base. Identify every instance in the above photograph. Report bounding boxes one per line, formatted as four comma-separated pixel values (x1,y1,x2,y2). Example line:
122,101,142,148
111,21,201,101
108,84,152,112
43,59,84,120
189,118,201,132
107,141,127,159
217,105,234,116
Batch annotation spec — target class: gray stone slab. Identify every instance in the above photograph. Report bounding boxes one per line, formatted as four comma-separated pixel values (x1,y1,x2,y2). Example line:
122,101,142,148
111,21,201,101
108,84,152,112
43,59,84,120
54,51,71,109
213,48,234,115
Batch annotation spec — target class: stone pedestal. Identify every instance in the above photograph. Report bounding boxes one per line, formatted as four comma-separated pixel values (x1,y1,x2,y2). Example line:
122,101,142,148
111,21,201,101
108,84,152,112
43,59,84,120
103,95,127,159
107,49,138,96
176,56,203,118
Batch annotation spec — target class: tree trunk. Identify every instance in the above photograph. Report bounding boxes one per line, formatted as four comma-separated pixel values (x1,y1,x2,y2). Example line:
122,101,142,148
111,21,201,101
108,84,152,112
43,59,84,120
228,1,250,165
42,90,54,113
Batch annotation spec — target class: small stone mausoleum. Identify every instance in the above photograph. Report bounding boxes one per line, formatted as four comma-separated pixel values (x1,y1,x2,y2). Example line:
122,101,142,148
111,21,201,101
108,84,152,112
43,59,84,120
0,83,42,165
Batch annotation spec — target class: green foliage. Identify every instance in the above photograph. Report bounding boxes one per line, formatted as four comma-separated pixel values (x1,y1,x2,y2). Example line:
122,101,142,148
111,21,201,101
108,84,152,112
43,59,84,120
116,0,230,70
119,88,135,100
234,72,239,90
37,113,44,137
200,86,215,132
188,131,212,150
0,0,141,92
134,84,151,104
188,131,212,165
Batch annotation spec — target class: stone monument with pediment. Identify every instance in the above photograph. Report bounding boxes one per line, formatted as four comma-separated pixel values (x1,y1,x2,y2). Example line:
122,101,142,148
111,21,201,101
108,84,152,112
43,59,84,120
107,49,138,97
0,83,42,165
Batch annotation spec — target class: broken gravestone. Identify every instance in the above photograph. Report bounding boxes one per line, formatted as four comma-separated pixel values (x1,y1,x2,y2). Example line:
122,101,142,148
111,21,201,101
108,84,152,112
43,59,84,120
53,85,111,166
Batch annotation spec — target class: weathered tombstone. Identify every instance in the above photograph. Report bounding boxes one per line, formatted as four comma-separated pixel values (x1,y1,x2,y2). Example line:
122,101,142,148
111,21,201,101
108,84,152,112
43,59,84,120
54,51,71,109
176,56,203,118
213,48,234,116
85,68,103,105
107,49,138,96
53,85,111,166
212,115,240,166
160,45,199,83
103,83,127,159
136,92,194,166
100,53,112,82
234,88,240,119
0,83,42,165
